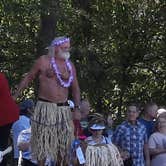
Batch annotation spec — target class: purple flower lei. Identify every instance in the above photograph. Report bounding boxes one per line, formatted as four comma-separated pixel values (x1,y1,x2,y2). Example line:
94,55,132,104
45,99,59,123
51,57,74,88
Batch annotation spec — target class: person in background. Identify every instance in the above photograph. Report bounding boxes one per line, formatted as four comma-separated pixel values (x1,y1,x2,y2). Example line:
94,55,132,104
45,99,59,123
113,103,150,166
80,99,91,137
0,73,19,166
80,100,90,120
70,100,90,165
17,127,38,166
148,112,166,166
73,99,91,138
85,113,111,145
71,113,123,166
105,112,114,141
12,99,34,165
17,127,54,166
139,102,158,138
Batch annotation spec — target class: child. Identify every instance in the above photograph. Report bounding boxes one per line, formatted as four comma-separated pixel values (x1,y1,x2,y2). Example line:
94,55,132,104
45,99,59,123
72,113,123,166
12,99,34,165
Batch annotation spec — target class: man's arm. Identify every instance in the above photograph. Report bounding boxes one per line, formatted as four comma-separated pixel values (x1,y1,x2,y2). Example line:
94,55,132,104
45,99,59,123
71,63,81,120
14,57,42,99
71,63,80,108
148,133,166,156
149,147,166,156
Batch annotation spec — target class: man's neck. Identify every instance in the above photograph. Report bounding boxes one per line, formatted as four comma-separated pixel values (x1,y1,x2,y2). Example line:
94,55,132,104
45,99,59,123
128,120,137,125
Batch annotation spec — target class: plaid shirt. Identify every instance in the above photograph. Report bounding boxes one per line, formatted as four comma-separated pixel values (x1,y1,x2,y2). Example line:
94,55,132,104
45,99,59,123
113,120,148,166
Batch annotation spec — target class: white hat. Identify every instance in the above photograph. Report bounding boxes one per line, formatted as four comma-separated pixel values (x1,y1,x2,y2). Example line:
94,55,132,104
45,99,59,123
157,108,166,117
90,124,105,130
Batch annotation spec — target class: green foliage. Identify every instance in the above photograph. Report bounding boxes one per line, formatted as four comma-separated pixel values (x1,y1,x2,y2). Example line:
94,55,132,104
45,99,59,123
0,0,40,83
0,0,165,120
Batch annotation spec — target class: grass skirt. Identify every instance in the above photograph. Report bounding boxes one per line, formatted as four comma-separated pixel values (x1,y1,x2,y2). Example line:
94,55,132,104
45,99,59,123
85,143,124,166
31,101,74,164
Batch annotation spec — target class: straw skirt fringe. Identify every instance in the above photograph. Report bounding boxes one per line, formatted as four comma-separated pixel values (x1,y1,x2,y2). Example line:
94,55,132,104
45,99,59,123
85,144,124,166
31,101,74,163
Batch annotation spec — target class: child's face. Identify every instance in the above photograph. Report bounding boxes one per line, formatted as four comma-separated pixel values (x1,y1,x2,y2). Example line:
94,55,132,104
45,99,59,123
91,129,103,137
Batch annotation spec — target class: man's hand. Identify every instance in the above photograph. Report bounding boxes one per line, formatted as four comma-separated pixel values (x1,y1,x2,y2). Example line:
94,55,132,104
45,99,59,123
73,110,81,120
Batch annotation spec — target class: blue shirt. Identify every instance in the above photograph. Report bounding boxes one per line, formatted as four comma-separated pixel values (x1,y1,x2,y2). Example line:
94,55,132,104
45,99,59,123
17,128,37,164
139,118,155,138
12,115,30,158
112,120,148,166
17,128,54,165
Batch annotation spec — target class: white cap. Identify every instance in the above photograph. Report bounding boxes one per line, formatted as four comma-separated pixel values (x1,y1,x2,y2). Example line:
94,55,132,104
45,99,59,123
157,108,166,117
90,124,105,130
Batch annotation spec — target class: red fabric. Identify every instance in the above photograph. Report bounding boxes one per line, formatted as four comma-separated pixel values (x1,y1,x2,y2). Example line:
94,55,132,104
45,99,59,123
73,120,84,137
0,73,19,126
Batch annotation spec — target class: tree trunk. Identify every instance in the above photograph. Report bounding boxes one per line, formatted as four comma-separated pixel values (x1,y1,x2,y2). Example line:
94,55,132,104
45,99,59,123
34,0,60,98
36,0,60,57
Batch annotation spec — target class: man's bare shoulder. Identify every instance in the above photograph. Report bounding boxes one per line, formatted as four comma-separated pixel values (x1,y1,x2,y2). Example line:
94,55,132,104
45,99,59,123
36,55,50,64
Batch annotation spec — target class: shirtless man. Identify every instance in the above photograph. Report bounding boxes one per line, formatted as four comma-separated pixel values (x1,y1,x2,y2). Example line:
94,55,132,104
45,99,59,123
14,36,80,166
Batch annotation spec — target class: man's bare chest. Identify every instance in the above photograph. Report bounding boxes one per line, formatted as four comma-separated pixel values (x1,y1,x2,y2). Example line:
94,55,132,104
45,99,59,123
39,61,70,80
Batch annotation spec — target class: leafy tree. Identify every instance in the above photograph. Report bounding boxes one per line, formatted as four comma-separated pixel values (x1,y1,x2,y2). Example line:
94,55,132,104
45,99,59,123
0,0,165,121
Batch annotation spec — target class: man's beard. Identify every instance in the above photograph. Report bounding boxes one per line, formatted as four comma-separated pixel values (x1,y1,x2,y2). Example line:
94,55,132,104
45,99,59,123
58,49,70,60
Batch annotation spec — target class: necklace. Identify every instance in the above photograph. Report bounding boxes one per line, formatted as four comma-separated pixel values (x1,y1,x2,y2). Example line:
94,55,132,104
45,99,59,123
51,57,74,88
